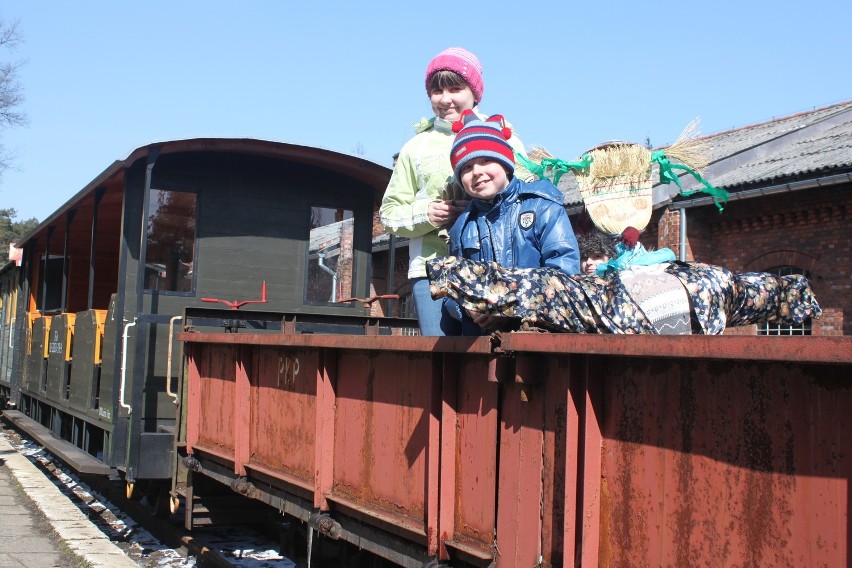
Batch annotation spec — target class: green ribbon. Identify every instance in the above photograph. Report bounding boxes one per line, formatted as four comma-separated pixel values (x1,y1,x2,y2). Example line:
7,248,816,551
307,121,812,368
651,150,728,211
515,152,593,184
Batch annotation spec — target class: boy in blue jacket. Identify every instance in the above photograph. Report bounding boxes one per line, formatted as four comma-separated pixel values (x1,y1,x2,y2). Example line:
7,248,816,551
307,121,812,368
444,110,580,333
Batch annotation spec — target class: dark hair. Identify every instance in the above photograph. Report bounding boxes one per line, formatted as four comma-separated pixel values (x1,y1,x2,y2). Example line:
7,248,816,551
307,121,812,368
427,70,470,94
578,230,615,259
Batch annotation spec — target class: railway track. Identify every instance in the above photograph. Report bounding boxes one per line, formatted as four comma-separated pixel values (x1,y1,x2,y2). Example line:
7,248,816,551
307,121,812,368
0,420,297,568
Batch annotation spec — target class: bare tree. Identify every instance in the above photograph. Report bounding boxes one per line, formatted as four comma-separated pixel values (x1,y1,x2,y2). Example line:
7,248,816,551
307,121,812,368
0,16,27,179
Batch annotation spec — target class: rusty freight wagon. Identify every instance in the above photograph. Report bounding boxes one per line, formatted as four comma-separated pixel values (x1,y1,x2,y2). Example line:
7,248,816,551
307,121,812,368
1,137,407,509
176,329,851,567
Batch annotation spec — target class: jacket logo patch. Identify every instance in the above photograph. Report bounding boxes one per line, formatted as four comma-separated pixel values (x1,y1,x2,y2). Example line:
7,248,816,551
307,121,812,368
519,211,535,230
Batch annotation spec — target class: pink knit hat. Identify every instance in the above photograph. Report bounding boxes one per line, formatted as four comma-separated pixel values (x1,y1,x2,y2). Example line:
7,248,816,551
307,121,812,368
424,47,484,103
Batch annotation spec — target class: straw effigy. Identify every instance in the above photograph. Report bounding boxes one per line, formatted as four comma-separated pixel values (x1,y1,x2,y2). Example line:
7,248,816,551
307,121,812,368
576,141,654,236
519,119,724,242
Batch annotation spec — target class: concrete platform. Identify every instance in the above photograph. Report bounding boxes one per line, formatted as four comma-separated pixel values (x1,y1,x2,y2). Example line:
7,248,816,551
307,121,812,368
0,430,139,568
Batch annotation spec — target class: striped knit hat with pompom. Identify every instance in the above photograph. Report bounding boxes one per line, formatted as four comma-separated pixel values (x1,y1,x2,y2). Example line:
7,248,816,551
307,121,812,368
450,109,515,183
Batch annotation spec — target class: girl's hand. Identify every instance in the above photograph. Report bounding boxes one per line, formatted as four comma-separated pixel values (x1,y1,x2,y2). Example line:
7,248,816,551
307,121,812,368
428,199,470,227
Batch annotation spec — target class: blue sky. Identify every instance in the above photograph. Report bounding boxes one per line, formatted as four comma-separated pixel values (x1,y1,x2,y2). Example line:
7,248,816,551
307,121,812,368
1,1,850,222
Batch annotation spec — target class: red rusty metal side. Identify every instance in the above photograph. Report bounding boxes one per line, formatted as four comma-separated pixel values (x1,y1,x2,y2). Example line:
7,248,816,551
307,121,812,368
192,344,238,458
179,330,851,567
438,354,459,560
179,332,494,354
592,356,850,567
315,347,336,510
495,376,545,566
499,334,852,364
579,356,604,568
248,346,320,487
329,350,438,537
443,356,500,562
425,354,445,557
539,355,580,567
185,344,201,455
234,345,251,476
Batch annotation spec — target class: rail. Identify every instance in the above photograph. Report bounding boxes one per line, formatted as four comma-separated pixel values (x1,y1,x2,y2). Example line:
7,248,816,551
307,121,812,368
166,315,182,404
119,319,136,414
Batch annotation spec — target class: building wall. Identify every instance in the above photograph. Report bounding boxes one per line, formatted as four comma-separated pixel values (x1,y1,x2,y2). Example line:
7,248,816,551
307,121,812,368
656,184,850,335
372,207,415,319
369,243,413,318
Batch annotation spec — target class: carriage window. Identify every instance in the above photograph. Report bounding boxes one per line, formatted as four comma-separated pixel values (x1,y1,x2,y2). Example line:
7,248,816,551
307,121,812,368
3,275,15,324
306,207,354,303
38,256,65,312
144,189,197,292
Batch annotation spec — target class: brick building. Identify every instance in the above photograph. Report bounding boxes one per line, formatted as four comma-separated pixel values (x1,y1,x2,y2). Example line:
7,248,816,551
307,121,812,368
377,101,851,335
649,101,851,336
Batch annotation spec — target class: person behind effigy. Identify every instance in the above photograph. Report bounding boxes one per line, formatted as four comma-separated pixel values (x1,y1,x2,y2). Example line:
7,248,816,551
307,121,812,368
443,110,580,334
577,229,615,276
379,47,530,336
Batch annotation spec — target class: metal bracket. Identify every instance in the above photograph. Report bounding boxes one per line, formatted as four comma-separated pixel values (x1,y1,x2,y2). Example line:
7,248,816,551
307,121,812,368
202,281,268,310
222,319,247,333
181,455,202,472
307,511,342,540
230,476,256,497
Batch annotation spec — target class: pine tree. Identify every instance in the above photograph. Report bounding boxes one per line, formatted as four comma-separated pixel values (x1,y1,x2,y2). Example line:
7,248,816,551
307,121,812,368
0,208,37,264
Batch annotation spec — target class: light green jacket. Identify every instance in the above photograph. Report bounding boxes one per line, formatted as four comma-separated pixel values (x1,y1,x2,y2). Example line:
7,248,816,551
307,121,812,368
380,114,529,279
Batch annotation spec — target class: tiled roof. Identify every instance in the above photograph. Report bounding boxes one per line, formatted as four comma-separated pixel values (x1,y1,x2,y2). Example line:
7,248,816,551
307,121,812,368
671,100,852,198
556,100,852,209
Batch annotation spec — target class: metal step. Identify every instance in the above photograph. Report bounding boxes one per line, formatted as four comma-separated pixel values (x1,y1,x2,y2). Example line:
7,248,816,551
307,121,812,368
2,409,111,475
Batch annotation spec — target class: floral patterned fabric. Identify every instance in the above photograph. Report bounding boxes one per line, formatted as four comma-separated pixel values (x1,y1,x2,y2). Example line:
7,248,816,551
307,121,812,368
730,272,821,328
426,256,822,335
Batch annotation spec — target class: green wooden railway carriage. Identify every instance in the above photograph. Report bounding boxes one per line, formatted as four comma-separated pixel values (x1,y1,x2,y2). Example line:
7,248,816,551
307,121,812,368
3,138,392,498
0,260,21,405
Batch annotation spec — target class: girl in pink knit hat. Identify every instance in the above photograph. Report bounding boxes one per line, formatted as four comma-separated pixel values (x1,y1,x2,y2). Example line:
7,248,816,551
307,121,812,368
380,47,530,335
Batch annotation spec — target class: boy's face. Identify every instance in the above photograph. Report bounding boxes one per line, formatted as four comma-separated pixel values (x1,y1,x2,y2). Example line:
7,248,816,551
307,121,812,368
581,255,609,275
430,85,475,122
459,157,510,201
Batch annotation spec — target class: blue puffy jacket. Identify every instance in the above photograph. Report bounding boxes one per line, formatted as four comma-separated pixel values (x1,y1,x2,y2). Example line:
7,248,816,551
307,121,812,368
448,177,580,273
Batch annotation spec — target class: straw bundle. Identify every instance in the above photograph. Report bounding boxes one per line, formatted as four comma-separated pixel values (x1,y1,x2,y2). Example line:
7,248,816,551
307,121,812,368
663,118,710,173
527,146,554,163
